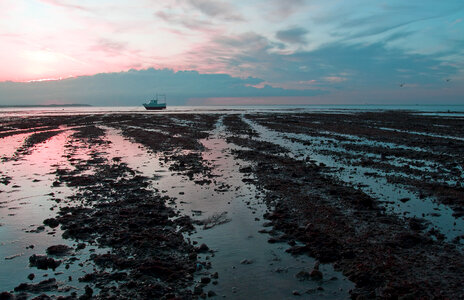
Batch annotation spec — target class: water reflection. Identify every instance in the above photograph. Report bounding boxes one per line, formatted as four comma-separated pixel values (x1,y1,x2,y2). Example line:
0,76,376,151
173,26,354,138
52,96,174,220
103,120,353,299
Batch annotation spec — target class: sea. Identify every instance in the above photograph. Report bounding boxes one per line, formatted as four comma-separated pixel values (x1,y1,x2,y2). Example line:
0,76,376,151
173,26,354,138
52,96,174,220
1,104,464,117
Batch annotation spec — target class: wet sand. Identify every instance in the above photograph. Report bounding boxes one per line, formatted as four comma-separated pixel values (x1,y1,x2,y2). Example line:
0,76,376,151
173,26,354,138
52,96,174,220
0,110,463,299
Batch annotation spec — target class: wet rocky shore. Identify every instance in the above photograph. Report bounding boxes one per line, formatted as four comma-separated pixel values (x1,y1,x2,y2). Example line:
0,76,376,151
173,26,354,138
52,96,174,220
0,110,463,299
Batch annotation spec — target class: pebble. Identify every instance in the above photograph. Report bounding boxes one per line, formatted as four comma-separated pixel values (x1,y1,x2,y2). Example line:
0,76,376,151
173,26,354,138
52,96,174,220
201,277,211,284
310,269,323,280
198,243,209,252
208,290,217,297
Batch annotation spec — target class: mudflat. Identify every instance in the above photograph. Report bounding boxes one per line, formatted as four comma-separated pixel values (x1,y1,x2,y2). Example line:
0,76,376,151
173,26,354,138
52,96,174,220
0,110,463,299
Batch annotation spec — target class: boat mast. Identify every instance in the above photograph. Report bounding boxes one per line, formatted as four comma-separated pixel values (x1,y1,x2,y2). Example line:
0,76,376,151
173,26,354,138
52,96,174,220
157,94,167,104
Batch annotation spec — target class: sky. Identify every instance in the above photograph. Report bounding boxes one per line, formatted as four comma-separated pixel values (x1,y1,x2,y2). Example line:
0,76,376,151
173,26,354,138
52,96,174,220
0,0,463,105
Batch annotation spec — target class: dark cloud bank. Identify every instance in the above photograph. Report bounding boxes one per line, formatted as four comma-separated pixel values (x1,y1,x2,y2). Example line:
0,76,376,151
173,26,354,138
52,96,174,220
0,69,324,106
0,42,461,106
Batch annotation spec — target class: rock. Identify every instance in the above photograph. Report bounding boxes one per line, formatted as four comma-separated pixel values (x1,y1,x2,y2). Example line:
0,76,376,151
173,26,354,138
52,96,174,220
200,277,211,284
399,198,410,203
27,273,35,281
14,278,57,292
79,273,96,283
286,245,308,255
76,243,86,250
43,218,59,228
84,285,93,297
29,255,61,270
110,272,127,281
211,272,219,279
46,245,72,256
207,290,216,297
239,166,253,173
409,218,427,231
310,269,323,280
197,243,209,253
292,290,301,296
240,259,253,265
0,292,15,300
267,238,278,243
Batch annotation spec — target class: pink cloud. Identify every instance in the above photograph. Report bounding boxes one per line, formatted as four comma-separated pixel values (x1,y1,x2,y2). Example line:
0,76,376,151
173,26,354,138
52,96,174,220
187,96,328,106
155,10,222,34
264,0,306,20
186,0,244,21
38,0,89,11
180,32,276,78
89,38,129,57
324,76,347,83
246,80,325,91
298,80,317,85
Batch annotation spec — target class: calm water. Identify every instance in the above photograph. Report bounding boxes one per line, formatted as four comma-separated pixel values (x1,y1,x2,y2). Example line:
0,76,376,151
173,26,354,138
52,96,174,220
1,104,464,117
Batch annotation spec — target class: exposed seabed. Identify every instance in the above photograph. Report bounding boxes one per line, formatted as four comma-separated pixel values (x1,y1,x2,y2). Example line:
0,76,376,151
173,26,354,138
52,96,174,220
1,109,463,299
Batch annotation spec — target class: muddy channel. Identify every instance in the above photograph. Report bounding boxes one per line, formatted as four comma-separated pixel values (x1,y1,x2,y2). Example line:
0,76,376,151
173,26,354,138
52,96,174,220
0,110,463,299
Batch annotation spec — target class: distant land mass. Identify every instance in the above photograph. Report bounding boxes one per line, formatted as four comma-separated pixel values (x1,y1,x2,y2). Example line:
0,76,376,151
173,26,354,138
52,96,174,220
0,104,92,108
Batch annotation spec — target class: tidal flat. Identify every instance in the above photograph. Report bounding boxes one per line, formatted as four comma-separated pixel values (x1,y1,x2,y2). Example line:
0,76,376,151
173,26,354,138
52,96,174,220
0,110,463,299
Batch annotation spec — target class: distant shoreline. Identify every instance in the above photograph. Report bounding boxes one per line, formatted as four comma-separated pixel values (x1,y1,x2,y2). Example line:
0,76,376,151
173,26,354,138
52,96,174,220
0,104,92,108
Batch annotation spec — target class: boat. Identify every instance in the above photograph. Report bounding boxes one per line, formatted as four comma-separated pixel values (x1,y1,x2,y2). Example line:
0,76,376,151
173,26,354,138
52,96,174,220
143,94,167,110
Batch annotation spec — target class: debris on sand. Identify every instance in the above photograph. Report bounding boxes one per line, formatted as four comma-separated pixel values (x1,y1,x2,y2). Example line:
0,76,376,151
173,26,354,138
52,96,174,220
194,211,231,230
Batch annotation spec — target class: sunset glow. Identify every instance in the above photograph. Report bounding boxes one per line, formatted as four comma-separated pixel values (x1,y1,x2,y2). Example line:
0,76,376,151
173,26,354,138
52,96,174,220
0,0,463,105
